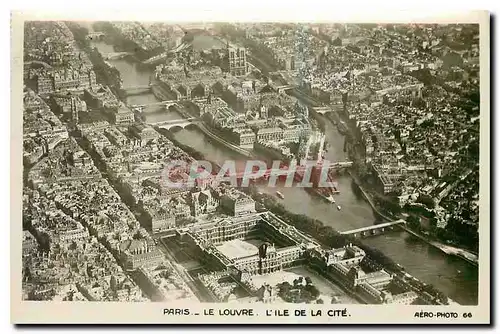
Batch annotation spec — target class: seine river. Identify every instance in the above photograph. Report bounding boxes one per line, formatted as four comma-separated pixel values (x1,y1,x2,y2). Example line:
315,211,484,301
89,34,478,305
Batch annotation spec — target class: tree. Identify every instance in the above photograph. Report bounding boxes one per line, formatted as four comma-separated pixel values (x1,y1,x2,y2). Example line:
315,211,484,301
304,284,320,300
67,290,75,301
23,265,32,282
69,241,78,251
316,298,324,304
407,215,421,231
305,276,313,285
417,194,435,209
279,281,292,291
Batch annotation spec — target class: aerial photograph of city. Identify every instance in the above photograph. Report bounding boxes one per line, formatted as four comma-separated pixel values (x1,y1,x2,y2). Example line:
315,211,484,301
21,20,480,306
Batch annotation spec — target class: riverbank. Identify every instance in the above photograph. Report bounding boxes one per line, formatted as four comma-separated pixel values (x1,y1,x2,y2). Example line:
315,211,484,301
67,23,127,102
323,108,480,268
401,226,478,267
347,170,394,222
156,128,213,165
245,186,451,305
85,26,477,304
287,91,476,304
195,122,255,158
92,22,165,62
333,114,479,267
149,95,256,159
246,184,406,273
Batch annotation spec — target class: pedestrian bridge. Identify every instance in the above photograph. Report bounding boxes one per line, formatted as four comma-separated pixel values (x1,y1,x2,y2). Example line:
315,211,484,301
314,106,334,114
130,100,180,109
103,52,134,60
151,118,200,130
132,97,207,109
340,219,406,238
123,85,153,96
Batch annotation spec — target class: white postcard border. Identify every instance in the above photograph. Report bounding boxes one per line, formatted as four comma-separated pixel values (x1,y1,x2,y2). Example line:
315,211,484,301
10,9,491,325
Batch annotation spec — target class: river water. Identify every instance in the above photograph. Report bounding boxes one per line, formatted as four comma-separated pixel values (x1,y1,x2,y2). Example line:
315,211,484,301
88,34,478,305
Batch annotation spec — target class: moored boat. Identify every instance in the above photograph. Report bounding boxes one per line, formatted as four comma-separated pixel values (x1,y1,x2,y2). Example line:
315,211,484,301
324,195,336,204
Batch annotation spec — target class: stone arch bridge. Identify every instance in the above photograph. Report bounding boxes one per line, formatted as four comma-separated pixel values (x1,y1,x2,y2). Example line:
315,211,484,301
151,118,200,130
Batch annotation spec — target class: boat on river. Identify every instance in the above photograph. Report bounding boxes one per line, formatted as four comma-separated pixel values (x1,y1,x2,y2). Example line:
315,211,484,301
323,195,336,204
337,121,348,135
276,191,285,199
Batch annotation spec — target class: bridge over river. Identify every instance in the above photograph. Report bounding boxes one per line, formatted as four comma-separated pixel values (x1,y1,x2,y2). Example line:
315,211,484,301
86,31,105,40
340,219,407,238
102,51,134,60
129,99,179,109
151,117,200,130
130,97,207,109
123,84,154,96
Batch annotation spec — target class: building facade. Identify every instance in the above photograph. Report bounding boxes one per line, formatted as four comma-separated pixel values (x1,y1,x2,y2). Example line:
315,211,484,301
220,192,256,216
227,47,248,77
113,106,135,126
256,127,284,142
150,211,176,233
119,239,164,271
233,243,303,275
22,231,38,255
191,190,219,217
233,128,256,148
